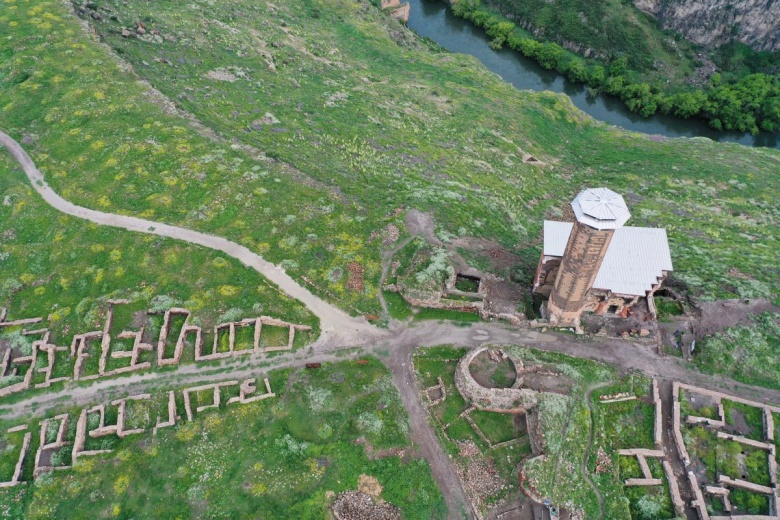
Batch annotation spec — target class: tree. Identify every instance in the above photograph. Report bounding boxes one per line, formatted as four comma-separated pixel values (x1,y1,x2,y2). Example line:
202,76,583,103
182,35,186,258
536,42,564,70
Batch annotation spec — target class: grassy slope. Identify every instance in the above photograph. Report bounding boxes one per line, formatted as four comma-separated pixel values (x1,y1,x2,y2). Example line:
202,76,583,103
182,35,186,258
486,0,699,83
0,359,445,519
0,0,776,308
0,150,315,358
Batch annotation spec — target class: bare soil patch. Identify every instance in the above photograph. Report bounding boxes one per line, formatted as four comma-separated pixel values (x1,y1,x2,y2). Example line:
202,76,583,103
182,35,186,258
694,298,780,337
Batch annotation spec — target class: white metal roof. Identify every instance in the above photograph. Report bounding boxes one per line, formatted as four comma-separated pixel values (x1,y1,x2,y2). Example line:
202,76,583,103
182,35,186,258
571,187,631,230
543,221,673,296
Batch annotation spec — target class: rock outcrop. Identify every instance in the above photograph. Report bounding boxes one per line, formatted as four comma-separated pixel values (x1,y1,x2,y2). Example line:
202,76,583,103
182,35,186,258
635,0,780,52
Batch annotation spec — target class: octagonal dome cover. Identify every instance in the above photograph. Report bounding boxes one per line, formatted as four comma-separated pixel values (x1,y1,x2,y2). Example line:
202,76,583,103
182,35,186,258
571,187,631,230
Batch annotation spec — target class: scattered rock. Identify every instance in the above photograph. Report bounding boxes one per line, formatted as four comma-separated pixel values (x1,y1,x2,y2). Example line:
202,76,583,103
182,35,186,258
639,328,650,337
347,262,365,292
331,491,400,520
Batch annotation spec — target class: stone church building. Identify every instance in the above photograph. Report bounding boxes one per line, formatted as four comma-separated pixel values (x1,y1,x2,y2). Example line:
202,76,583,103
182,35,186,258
533,188,673,328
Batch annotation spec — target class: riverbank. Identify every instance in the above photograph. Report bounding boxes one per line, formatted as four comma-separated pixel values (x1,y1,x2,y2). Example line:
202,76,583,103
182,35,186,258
406,0,779,147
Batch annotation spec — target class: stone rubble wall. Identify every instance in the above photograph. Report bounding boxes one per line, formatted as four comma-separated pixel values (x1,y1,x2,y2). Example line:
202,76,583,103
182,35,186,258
0,429,31,488
33,414,71,477
688,471,712,520
0,303,310,398
674,382,780,519
718,475,774,495
664,460,686,517
653,378,663,448
454,347,538,414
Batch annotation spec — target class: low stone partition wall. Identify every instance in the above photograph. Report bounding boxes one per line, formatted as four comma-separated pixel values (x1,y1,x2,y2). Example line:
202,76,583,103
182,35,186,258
0,303,311,399
454,347,538,413
2,375,276,487
718,475,774,496
653,378,663,448
664,460,686,517
0,426,31,488
688,471,711,520
625,478,663,486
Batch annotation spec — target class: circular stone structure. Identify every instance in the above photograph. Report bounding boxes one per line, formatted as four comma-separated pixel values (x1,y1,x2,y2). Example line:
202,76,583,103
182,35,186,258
454,347,538,413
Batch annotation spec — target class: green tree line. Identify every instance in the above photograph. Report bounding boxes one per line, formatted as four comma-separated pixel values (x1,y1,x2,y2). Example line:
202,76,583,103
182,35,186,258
451,0,780,134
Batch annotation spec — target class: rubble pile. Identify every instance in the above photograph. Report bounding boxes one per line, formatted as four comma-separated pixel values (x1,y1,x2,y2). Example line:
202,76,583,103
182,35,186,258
331,491,401,520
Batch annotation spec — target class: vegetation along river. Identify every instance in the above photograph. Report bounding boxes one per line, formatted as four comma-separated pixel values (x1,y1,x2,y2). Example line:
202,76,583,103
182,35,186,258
406,0,780,149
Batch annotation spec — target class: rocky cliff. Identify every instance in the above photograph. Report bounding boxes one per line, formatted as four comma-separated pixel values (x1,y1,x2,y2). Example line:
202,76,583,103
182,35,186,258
634,0,780,52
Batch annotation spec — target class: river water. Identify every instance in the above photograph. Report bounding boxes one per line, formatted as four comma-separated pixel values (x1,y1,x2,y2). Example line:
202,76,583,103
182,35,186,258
406,0,780,149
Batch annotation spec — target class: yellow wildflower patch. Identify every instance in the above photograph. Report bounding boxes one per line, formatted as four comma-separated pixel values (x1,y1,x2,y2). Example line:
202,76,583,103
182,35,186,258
219,285,239,297
113,475,130,495
212,257,229,268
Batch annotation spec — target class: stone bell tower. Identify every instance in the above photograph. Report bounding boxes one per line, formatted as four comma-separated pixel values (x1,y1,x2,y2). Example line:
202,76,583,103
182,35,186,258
547,188,631,327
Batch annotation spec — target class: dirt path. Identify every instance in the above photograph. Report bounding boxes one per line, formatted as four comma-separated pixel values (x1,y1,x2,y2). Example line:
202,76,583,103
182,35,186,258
0,129,474,519
389,340,474,519
0,130,381,349
581,383,611,520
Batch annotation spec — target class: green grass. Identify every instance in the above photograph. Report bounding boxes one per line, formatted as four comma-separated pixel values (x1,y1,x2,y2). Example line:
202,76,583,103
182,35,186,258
413,308,480,323
694,313,780,390
591,376,655,451
0,0,776,322
655,297,684,321
470,409,517,445
0,358,446,519
723,400,764,441
0,150,317,400
383,291,413,321
731,489,770,515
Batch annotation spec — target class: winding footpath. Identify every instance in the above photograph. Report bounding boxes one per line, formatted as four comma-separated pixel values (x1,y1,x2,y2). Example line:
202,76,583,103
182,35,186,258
0,129,473,519
0,130,380,349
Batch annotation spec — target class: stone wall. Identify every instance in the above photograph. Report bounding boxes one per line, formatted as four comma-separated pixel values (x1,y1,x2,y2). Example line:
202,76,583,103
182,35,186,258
454,347,538,413
2,375,276,487
0,303,310,398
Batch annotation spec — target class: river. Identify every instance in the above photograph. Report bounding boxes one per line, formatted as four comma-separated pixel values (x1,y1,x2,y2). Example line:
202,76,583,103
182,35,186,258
405,0,780,149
